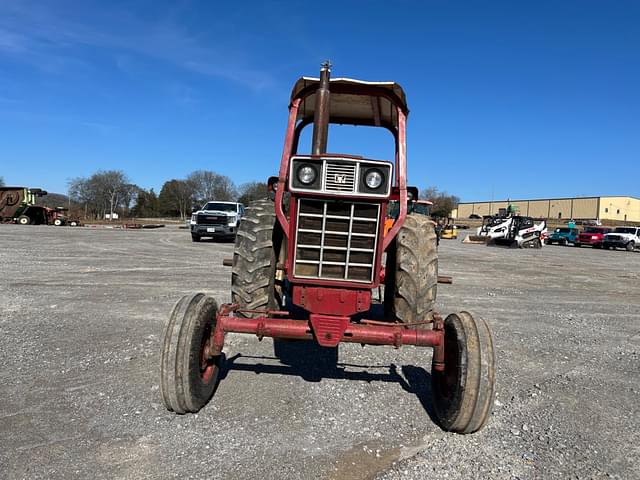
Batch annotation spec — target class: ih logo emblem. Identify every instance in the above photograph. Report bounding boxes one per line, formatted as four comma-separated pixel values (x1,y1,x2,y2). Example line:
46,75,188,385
334,174,347,184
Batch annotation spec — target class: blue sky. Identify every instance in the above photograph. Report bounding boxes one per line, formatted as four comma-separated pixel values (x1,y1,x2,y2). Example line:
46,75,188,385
0,0,638,201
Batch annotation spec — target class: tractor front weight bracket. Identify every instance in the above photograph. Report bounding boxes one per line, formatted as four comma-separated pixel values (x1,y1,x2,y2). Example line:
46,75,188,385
208,304,444,359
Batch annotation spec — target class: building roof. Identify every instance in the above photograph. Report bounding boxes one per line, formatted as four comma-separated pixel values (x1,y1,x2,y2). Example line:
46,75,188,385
458,195,640,204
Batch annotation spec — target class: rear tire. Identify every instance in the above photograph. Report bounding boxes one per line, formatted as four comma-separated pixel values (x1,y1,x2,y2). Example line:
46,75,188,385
53,219,63,226
18,215,30,225
432,312,496,434
232,199,282,317
191,234,201,242
159,293,221,414
384,214,438,325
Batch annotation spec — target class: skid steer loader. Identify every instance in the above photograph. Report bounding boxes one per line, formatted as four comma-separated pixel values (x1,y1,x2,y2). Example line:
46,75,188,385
465,213,546,248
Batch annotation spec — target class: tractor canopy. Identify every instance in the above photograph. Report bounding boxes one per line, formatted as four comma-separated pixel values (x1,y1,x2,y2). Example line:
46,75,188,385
290,77,409,132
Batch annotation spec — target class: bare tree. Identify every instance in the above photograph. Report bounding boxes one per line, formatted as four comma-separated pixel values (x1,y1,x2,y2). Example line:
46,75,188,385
237,181,268,205
0,176,4,187
68,170,131,219
68,177,95,219
188,170,237,203
159,179,196,219
93,170,130,220
420,186,460,218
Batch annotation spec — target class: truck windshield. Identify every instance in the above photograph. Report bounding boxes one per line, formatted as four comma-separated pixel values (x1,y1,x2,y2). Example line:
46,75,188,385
613,227,637,234
555,228,570,233
584,227,604,233
413,203,430,216
203,203,236,212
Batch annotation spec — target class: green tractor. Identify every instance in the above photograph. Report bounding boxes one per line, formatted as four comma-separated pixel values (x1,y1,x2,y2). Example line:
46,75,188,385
0,187,50,225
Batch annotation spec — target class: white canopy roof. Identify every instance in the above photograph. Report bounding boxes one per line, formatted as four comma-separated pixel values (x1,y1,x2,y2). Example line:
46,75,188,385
290,77,408,130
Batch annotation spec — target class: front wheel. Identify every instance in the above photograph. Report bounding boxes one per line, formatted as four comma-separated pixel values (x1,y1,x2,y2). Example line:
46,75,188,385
384,214,438,325
18,215,30,225
626,242,635,252
432,312,496,434
191,234,201,242
159,293,221,414
53,219,63,226
232,199,282,316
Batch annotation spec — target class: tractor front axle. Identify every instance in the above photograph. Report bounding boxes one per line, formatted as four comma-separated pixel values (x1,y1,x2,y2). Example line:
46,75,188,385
209,305,444,367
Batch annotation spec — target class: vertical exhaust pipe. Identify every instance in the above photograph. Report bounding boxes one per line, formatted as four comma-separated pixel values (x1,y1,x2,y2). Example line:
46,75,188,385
312,61,331,155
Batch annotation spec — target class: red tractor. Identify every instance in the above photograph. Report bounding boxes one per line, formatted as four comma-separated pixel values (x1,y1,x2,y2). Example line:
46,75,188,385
160,64,495,434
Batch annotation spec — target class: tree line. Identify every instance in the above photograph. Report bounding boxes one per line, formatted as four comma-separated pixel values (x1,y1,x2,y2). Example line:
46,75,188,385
2,171,459,220
67,170,268,220
420,187,461,218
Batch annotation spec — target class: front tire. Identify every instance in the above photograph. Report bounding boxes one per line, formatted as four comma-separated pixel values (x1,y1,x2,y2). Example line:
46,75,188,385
432,312,496,434
232,199,282,317
191,234,201,242
53,219,63,226
18,215,30,225
160,293,221,414
626,242,635,252
384,214,438,324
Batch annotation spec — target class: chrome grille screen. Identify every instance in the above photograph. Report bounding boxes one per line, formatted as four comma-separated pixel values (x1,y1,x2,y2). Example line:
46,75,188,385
294,199,379,283
325,162,357,193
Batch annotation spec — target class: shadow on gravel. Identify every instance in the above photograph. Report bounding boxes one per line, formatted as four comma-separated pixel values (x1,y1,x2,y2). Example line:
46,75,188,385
219,343,438,424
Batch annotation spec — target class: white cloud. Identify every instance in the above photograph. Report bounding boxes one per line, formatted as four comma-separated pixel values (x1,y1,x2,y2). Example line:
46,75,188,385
0,1,275,90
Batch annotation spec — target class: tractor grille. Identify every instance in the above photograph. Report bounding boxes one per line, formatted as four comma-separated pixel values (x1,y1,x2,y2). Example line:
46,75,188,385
197,214,227,225
324,161,357,193
294,198,380,283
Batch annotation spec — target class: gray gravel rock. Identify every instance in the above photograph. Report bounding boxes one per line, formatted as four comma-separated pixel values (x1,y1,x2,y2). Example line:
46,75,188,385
0,225,638,479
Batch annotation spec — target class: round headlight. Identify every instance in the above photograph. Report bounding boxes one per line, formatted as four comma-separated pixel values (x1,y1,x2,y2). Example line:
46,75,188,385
365,170,383,189
298,164,316,185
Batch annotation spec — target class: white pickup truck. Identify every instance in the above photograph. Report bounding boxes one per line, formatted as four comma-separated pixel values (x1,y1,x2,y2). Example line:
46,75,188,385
602,226,640,251
190,201,245,242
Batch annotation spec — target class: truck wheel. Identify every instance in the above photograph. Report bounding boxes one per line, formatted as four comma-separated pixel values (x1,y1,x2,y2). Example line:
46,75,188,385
18,215,30,225
191,234,201,242
232,199,282,317
160,293,221,414
432,311,495,434
384,214,438,325
626,242,635,252
53,219,63,226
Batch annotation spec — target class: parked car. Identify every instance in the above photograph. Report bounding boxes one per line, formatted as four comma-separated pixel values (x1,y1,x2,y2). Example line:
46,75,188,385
574,226,612,248
190,201,245,242
602,227,640,251
469,214,481,219
545,227,580,246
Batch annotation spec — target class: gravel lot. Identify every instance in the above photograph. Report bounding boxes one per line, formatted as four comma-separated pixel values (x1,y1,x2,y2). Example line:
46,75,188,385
1,225,639,479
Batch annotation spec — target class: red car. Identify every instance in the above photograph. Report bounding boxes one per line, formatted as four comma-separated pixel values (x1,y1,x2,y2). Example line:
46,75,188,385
574,226,612,248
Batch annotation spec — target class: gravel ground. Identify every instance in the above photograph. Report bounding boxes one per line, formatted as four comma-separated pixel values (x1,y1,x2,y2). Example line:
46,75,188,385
1,225,638,479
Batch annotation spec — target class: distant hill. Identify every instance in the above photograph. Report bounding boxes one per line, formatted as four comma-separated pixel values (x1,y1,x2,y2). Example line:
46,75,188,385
36,192,70,209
